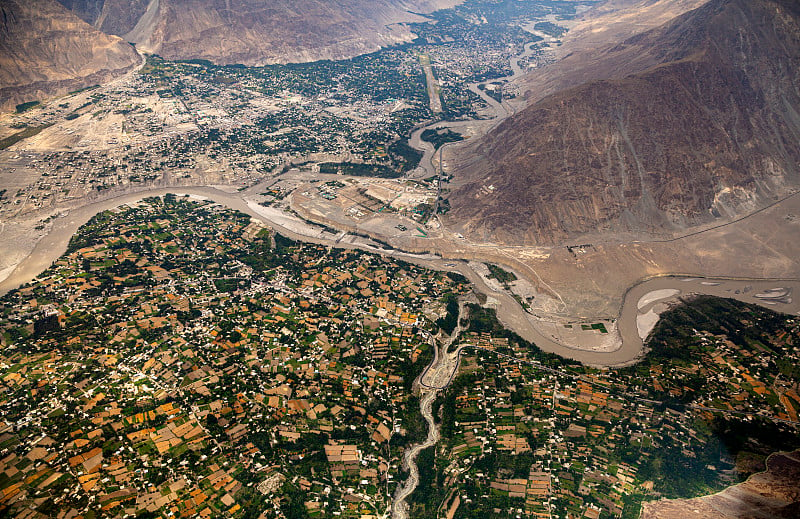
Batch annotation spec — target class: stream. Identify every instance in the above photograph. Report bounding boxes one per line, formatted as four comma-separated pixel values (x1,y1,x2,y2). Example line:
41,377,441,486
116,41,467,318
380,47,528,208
388,40,543,517
406,39,541,180
391,302,468,519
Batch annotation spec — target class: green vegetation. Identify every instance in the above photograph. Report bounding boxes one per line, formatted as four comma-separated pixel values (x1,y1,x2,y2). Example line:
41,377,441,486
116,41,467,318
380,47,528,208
534,21,568,37
436,293,460,334
0,196,471,518
388,138,423,172
485,263,517,285
5,3,795,518
318,162,400,178
580,322,608,333
15,101,40,113
478,82,504,103
642,296,794,367
0,124,53,151
420,128,464,149
67,84,99,95
411,295,800,519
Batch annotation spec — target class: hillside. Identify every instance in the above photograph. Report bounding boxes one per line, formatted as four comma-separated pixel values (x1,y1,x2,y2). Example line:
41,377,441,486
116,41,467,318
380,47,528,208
0,0,140,112
446,0,800,246
57,0,152,36
56,0,462,66
642,451,800,518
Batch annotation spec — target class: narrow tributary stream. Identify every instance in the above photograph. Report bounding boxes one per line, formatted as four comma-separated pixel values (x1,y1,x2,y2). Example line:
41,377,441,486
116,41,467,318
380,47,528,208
389,37,543,517
391,389,440,519
392,303,468,518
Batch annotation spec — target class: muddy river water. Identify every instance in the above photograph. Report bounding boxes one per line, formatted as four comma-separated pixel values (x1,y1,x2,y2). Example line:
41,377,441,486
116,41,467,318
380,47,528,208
2,32,798,369
2,188,800,372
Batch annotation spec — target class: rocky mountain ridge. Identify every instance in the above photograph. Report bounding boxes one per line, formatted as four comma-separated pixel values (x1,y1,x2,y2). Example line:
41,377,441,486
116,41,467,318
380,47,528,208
1,0,461,112
446,0,800,246
0,0,140,112
56,0,463,66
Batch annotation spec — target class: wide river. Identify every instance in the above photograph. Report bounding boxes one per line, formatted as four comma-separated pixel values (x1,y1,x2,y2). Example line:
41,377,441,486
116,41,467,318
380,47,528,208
1,185,799,367
3,33,799,366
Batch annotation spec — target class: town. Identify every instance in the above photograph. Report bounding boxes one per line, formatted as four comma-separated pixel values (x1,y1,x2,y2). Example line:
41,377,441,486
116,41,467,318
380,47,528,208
0,195,472,518
0,0,567,241
1,196,798,518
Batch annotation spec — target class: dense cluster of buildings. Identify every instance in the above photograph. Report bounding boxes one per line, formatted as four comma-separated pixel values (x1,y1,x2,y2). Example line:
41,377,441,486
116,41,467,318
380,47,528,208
405,307,800,518
0,196,468,518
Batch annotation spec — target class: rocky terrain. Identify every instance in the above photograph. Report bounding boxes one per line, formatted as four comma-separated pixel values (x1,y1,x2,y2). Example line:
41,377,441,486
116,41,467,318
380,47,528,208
557,0,710,58
642,451,800,518
56,0,463,66
58,0,152,36
446,0,800,246
496,0,711,107
0,0,140,112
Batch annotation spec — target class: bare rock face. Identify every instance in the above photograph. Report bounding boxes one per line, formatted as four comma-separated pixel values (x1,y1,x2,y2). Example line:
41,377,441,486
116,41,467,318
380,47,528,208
557,0,711,58
57,0,462,66
55,0,151,35
641,451,800,518
0,0,140,112
54,0,106,25
446,0,800,246
517,0,710,104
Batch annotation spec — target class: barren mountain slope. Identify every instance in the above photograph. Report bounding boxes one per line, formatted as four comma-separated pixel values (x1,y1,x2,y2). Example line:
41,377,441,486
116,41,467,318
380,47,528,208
446,0,800,246
0,0,140,112
518,0,710,105
57,0,462,66
642,451,800,519
558,0,710,56
55,0,151,35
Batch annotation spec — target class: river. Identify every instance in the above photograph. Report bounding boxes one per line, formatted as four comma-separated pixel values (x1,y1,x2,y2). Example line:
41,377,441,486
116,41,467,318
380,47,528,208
3,27,800,369
406,39,539,180
2,18,799,519
391,302,468,519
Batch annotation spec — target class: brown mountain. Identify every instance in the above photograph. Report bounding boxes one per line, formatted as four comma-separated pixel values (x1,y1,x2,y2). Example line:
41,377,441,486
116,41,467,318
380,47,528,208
0,0,140,112
558,0,711,57
446,0,800,246
642,451,800,518
56,0,462,66
57,0,152,36
521,0,709,103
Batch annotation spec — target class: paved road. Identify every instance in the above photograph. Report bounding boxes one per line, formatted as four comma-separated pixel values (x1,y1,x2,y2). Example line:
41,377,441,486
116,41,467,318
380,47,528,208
421,58,443,114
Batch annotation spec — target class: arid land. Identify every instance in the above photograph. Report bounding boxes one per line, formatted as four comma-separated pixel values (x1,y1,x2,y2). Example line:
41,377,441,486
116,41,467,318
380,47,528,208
2,0,799,365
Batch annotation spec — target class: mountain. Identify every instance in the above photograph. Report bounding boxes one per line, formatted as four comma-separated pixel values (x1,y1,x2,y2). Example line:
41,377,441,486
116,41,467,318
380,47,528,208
559,0,710,57
57,0,152,36
642,451,800,518
55,0,462,66
0,0,140,112
445,0,800,246
526,0,709,101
